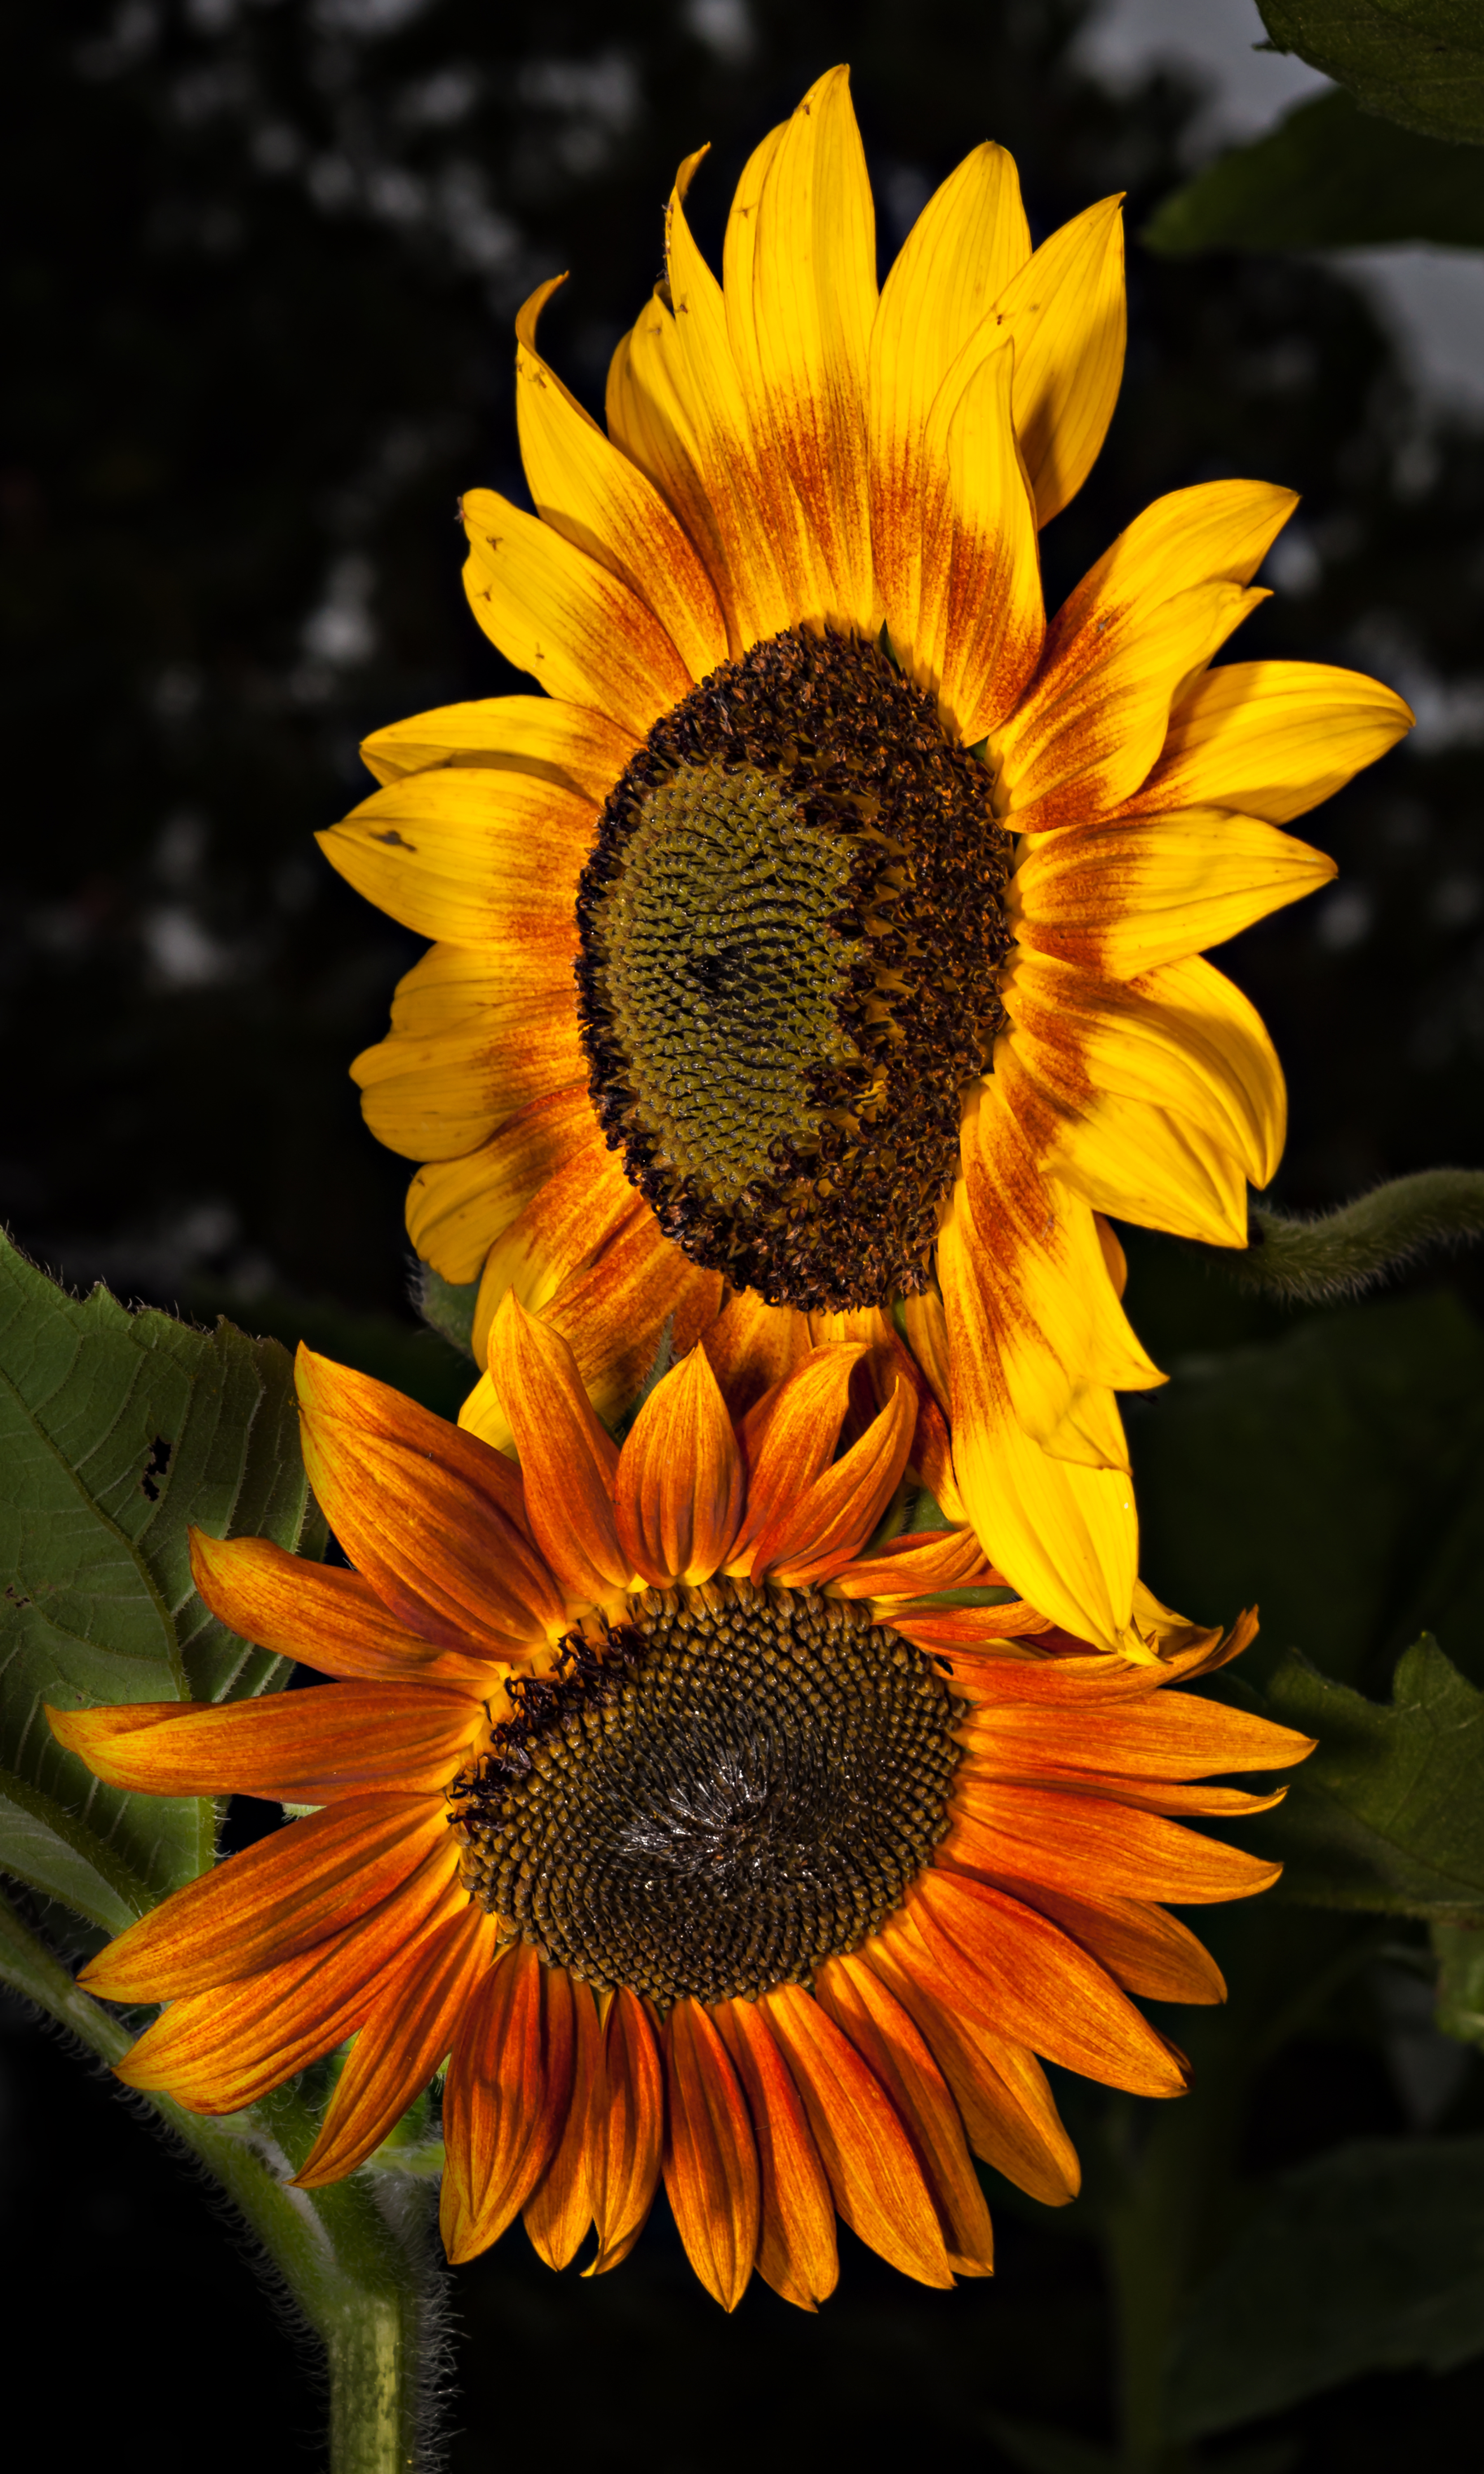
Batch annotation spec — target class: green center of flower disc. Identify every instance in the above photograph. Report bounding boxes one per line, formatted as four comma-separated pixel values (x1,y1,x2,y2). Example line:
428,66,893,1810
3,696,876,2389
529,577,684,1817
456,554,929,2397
449,1578,963,2009
575,627,1012,1313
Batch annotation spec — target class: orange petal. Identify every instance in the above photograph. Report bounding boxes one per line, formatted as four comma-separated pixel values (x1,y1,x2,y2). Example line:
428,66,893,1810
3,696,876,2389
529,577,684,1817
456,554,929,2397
905,1867,1187,2098
832,1517,996,1603
817,1957,994,2276
524,1976,602,2270
702,1289,815,1423
862,1930,1080,2205
982,1879,1227,2007
441,1942,576,2263
81,1796,452,2004
748,1373,918,1587
661,2000,761,2311
187,1532,502,1686
48,1681,479,1804
296,1348,566,1655
113,1852,467,2112
586,1987,665,2276
461,486,693,738
959,1690,1312,1782
713,1996,838,2311
728,1344,866,1566
760,1981,953,2288
944,1776,1282,1905
486,1293,627,1603
295,1905,500,2186
614,1344,744,1587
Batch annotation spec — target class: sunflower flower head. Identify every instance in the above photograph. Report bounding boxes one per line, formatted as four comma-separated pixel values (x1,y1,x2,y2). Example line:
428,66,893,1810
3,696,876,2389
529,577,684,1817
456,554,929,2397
52,1314,1310,2310
319,68,1411,1667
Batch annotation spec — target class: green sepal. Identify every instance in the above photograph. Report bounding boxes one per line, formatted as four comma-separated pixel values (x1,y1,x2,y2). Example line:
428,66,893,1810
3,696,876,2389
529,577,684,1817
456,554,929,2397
1433,1917,1484,2044
412,1261,480,1362
1145,88,1484,254
0,1231,322,1918
1259,0,1484,146
1245,1635,1484,1920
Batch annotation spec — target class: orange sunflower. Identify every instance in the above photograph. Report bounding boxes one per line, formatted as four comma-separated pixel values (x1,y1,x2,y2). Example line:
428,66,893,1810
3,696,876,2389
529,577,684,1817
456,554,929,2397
52,1311,1307,2307
320,67,1410,1661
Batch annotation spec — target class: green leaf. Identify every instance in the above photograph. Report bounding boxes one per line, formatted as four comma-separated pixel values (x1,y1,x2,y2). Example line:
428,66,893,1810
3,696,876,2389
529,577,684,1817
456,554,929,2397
0,1232,324,1924
1167,2133,1484,2437
1246,1636,1484,1919
1433,1918,1484,2044
1260,0,1484,144
1145,89,1484,253
1129,1292,1484,1695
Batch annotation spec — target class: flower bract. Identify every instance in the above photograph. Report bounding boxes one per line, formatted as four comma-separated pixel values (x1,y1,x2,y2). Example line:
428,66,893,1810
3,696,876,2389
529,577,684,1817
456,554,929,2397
53,1314,1309,2308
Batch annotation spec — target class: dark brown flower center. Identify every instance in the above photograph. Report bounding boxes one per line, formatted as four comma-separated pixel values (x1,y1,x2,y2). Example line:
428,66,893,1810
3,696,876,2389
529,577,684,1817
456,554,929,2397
575,627,1012,1312
448,1577,962,2009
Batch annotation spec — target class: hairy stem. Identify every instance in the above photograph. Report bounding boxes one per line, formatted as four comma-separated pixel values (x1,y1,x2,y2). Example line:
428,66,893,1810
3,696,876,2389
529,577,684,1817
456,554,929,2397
0,1886,445,2471
1226,1170,1484,1303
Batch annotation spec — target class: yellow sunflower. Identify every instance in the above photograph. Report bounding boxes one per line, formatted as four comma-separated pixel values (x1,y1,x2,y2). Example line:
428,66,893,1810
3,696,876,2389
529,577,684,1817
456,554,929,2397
51,1315,1308,2309
318,65,1411,1658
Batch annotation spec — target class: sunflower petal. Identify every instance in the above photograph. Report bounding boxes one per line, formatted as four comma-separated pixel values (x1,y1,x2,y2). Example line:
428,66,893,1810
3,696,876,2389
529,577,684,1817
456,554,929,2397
818,1957,995,2276
486,1293,627,1602
355,1016,585,1169
586,1987,665,2276
959,1684,1313,1781
916,339,1044,741
186,1532,497,1686
461,487,693,736
713,1996,838,2310
1012,807,1336,978
318,764,592,948
761,1981,954,2288
48,1681,478,1804
1126,658,1414,824
296,1906,499,2187
986,1879,1228,2006
615,1343,744,1586
702,1290,815,1422
944,1775,1282,1905
441,1942,576,2263
662,1999,761,2311
296,1349,565,1654
748,1373,917,1587
524,1978,602,2271
993,196,1126,528
360,691,634,802
516,277,728,684
728,1343,867,1566
406,1088,594,1286
869,140,1031,650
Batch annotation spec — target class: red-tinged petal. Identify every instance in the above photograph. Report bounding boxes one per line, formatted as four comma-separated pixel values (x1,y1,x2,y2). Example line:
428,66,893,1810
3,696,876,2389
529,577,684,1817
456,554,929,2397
760,1981,953,2288
586,1987,665,2276
188,1532,503,1686
114,1851,467,2112
817,1957,994,2276
295,1905,501,2186
944,1777,1282,1905
891,1602,1054,1656
713,1997,838,2311
49,1682,479,1805
959,1688,1313,1781
905,1867,1187,2098
296,1348,566,1656
834,1522,997,1604
615,1345,745,1587
702,1289,815,1423
729,1345,868,1567
862,1931,1080,2206
749,1372,918,1587
406,1085,596,1288
486,1293,628,1603
662,2000,761,2311
984,1879,1228,2007
80,1795,451,2004
524,1977,602,2270
440,1942,575,2264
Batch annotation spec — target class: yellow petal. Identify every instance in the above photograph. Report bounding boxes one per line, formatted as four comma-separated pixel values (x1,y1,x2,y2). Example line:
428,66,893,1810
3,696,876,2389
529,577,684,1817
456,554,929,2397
317,765,592,947
461,486,693,736
1012,804,1336,976
869,140,1031,651
915,339,1044,742
359,693,635,802
1126,658,1415,824
406,1088,595,1282
354,1016,583,1166
515,276,729,686
938,1176,1146,1659
992,196,1126,529
730,66,878,630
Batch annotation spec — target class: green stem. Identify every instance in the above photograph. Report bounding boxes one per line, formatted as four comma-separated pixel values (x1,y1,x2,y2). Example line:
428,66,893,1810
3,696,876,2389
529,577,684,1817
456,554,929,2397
0,1887,442,2471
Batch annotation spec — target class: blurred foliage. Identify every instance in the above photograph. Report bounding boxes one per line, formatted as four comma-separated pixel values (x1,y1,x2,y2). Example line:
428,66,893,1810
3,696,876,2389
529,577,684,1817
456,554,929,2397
1259,0,1484,146
1145,88,1484,253
6,3,1484,2471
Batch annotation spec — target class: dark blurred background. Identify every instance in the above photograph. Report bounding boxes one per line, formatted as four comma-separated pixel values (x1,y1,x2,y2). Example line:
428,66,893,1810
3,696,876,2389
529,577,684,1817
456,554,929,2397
6,2,1484,2467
